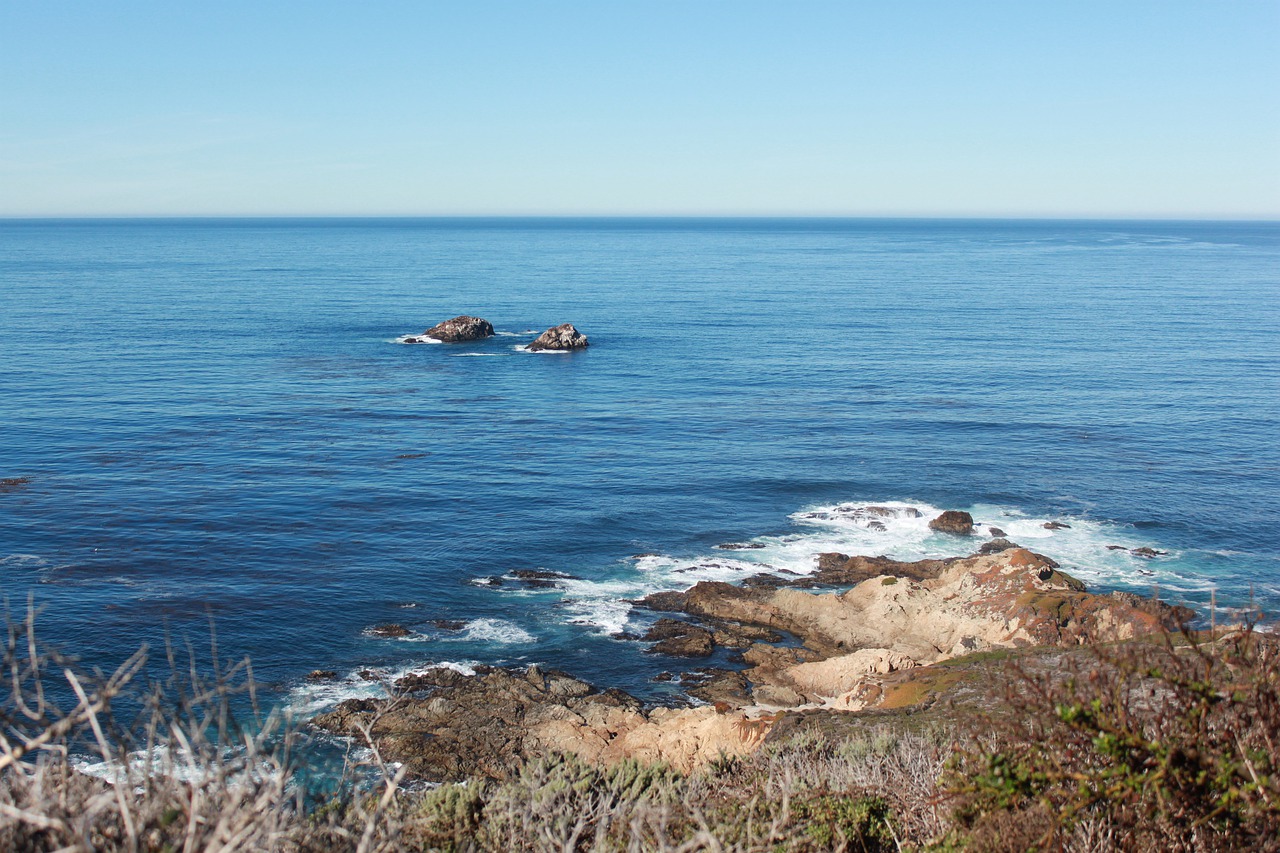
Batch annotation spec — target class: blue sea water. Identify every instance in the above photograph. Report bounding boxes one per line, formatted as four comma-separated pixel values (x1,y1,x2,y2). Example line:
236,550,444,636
1,218,1277,710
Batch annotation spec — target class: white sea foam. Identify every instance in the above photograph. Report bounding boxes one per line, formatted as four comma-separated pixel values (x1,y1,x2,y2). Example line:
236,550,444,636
286,660,479,717
512,498,1210,637
459,618,535,644
394,334,443,344
73,744,282,789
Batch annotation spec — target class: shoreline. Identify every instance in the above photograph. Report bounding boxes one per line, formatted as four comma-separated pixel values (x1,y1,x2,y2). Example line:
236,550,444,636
309,513,1197,782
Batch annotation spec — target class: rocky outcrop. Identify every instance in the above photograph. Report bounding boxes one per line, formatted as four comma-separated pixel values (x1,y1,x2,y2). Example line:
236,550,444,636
317,543,1194,783
366,624,412,638
637,548,1191,714
527,323,589,351
643,619,714,658
928,510,974,535
421,315,495,343
311,664,769,781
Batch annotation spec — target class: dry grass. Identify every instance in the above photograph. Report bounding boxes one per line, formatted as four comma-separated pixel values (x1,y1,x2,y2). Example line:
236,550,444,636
1,600,1275,851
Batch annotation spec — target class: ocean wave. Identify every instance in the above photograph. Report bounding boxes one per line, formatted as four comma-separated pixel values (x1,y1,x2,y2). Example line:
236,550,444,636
458,618,536,644
286,660,479,717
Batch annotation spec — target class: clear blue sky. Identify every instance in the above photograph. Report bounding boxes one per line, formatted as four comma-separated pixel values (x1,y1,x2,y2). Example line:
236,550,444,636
2,1,1277,217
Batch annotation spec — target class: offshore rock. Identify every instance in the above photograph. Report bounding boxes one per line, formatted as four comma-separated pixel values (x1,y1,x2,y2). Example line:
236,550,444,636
424,315,495,342
928,510,974,535
527,323,589,351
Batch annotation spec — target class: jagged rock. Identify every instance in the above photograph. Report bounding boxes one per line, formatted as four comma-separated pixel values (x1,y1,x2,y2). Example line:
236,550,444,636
312,664,766,781
643,619,714,658
527,323,589,352
367,624,412,638
928,510,974,535
0,477,32,492
685,668,753,708
1131,547,1167,559
306,670,337,682
978,538,1019,555
428,619,466,631
1043,521,1072,530
988,526,1006,537
510,569,580,589
716,542,766,550
813,553,956,585
424,315,494,342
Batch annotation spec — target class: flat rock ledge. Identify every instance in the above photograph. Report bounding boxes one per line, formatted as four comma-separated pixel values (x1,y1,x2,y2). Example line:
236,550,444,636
527,323,589,351
407,315,494,343
312,546,1194,783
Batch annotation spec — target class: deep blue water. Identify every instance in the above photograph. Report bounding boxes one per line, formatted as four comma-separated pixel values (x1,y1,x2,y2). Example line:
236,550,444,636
1,218,1277,708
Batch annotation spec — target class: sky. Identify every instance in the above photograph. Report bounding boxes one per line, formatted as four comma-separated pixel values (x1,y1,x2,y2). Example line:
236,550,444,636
1,2,1277,218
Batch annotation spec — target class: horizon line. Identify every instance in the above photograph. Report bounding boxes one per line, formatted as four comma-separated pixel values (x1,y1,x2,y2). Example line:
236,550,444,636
2,213,1278,224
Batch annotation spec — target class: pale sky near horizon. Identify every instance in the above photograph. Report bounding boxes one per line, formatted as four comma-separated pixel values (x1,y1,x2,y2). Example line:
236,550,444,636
1,2,1277,218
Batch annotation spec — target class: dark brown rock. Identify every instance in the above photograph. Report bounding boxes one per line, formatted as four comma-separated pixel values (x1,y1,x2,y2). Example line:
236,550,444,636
685,668,753,708
1043,521,1072,530
428,619,466,631
988,526,1006,537
642,619,714,658
424,315,495,342
0,477,31,493
928,510,974,536
367,624,412,638
716,542,766,550
1131,547,1167,559
306,670,338,682
813,553,957,585
978,538,1019,555
526,323,588,351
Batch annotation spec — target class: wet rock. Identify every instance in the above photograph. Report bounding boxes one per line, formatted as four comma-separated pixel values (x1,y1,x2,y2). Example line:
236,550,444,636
741,573,790,590
928,510,974,536
367,624,412,638
813,553,956,585
1043,521,1072,530
509,569,580,589
978,538,1019,555
642,619,714,658
428,619,466,631
652,671,674,682
527,323,589,352
988,526,1006,537
424,315,495,342
867,520,887,532
685,669,752,708
1131,547,1167,559
716,542,766,550
610,631,641,641
306,670,338,682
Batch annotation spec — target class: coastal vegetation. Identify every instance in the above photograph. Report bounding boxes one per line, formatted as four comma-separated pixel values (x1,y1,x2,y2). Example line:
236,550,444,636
1,603,1275,851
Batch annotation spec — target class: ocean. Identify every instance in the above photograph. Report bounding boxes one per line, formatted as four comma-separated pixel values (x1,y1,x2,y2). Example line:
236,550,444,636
1,217,1277,713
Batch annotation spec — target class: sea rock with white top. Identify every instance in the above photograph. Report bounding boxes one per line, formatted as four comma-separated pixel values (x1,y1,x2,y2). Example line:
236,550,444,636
421,315,495,343
527,323,589,352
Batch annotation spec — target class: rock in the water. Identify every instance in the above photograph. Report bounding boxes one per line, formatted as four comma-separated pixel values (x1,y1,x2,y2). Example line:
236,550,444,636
306,670,338,682
367,624,412,638
1131,547,1167,559
928,510,974,535
526,323,589,352
716,542,766,550
428,619,466,631
988,526,1006,537
1043,521,1072,530
424,315,495,343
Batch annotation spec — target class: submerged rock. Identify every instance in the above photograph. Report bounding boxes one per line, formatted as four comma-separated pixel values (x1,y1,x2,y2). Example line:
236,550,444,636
527,323,589,351
424,315,495,342
1043,521,1072,530
928,510,974,536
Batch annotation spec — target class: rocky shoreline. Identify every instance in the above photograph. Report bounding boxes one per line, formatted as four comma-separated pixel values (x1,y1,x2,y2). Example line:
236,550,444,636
311,514,1194,782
